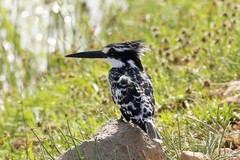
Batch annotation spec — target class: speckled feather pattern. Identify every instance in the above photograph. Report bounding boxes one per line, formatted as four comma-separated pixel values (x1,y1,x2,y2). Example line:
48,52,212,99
108,65,155,132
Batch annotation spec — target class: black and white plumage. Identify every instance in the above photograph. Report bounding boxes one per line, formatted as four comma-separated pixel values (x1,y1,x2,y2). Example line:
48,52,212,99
66,40,160,140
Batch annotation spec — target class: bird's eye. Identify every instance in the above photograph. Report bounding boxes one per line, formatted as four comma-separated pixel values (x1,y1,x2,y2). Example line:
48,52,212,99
108,48,115,56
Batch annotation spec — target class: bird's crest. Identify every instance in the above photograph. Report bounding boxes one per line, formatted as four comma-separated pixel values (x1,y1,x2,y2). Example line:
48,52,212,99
105,40,149,58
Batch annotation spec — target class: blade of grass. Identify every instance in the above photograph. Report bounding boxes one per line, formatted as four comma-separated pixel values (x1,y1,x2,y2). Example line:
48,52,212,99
67,120,82,160
45,125,61,154
27,122,55,160
127,146,132,160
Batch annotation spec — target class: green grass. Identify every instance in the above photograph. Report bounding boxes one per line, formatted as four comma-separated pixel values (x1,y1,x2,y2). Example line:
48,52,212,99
0,0,239,159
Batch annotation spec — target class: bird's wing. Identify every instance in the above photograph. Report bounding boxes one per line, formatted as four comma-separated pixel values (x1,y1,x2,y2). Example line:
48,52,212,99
143,74,155,110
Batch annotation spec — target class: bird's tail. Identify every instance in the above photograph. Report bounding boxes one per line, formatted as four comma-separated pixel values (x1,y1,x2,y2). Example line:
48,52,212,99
145,121,161,140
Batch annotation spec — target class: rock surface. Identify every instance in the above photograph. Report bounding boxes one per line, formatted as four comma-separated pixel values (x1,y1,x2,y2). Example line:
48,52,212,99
180,151,209,160
58,119,166,160
220,148,240,160
222,81,240,104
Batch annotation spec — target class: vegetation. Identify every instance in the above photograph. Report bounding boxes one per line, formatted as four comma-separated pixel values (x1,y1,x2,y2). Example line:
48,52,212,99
0,0,239,159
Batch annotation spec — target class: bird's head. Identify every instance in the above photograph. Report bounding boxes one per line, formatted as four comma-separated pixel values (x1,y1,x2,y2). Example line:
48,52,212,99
66,40,149,70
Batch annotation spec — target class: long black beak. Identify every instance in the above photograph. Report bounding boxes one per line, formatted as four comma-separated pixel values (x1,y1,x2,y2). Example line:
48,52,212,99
65,50,107,58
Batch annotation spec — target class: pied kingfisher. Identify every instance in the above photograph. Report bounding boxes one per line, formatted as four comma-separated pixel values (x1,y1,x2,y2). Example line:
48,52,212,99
66,40,161,140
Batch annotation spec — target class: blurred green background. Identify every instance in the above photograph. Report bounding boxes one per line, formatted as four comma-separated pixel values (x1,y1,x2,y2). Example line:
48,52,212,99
0,0,239,159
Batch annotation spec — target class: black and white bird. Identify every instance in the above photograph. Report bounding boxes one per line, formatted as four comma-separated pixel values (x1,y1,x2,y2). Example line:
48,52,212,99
66,40,161,140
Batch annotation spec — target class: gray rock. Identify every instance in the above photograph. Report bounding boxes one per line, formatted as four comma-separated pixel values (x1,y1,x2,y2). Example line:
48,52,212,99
222,81,240,104
58,119,166,160
180,151,210,160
